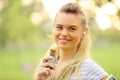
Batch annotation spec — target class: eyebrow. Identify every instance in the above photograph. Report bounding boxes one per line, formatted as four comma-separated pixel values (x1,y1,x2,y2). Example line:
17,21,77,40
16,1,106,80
56,24,78,27
56,24,63,26
69,25,78,28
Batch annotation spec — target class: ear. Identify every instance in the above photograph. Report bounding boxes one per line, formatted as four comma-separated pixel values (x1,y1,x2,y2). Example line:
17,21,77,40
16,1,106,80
83,27,88,36
84,27,88,33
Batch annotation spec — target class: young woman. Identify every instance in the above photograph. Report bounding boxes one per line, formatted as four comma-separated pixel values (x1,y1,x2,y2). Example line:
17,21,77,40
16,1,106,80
34,2,116,80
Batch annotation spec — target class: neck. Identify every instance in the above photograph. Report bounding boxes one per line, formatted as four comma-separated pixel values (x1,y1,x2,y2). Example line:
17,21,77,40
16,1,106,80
58,47,77,64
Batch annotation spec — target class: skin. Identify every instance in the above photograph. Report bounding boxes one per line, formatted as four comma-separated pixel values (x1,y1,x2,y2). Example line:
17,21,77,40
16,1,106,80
35,12,109,80
53,12,85,63
35,57,55,80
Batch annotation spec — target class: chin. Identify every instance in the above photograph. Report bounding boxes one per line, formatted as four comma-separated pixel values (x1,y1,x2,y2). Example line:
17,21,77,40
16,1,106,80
59,44,70,50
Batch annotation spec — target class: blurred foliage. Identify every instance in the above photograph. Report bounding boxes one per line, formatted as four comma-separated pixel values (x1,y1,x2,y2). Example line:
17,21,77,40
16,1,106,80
92,28,120,42
0,0,51,49
0,0,119,80
0,0,120,49
0,42,120,80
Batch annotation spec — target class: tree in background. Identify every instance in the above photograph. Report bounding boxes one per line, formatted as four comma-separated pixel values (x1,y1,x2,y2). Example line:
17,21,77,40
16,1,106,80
0,0,51,49
0,0,120,49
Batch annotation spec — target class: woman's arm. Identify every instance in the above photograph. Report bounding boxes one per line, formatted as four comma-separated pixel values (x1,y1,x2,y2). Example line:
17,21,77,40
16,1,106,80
101,75,117,80
101,75,109,80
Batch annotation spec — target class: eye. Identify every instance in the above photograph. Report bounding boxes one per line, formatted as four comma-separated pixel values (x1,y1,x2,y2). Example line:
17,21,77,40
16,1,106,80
56,26,62,29
55,25,63,30
69,26,76,31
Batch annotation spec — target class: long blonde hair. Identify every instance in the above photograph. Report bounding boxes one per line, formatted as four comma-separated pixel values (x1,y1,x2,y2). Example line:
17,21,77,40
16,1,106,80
48,2,91,80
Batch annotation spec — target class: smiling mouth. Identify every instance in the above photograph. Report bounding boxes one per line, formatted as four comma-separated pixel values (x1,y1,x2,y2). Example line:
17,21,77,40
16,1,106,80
59,38,71,43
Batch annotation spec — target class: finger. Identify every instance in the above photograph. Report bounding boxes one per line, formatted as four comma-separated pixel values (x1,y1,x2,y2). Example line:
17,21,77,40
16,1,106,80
46,68,52,75
45,62,55,70
40,62,55,70
38,67,52,76
42,57,53,63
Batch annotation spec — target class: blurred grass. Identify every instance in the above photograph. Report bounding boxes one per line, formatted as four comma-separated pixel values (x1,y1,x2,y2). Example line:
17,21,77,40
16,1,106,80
91,42,120,79
0,49,46,80
0,42,119,80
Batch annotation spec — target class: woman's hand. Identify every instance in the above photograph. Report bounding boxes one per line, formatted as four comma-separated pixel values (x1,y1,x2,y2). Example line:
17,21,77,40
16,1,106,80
34,57,55,80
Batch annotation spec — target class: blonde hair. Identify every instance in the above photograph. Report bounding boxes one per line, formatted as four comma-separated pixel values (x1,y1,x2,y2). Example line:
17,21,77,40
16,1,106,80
48,3,91,80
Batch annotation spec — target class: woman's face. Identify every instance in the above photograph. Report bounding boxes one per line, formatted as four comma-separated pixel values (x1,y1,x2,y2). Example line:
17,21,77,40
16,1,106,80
53,12,83,50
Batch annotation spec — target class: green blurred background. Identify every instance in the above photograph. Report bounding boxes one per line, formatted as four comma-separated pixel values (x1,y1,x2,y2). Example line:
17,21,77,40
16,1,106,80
0,0,120,80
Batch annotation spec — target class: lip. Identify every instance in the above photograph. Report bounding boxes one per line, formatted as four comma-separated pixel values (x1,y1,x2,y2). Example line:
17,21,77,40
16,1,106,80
59,38,71,43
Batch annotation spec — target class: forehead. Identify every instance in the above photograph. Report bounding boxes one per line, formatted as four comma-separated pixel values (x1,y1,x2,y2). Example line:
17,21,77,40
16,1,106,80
54,12,81,26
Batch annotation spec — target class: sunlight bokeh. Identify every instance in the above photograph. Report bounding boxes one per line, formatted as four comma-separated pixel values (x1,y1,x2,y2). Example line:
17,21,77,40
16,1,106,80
42,0,74,21
21,0,33,6
0,0,120,80
30,12,43,25
41,0,120,31
95,8,112,30
114,0,120,8
101,2,117,15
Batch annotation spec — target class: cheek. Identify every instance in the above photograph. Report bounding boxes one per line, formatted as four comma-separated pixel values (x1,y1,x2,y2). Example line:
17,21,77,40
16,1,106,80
53,31,59,40
73,33,83,44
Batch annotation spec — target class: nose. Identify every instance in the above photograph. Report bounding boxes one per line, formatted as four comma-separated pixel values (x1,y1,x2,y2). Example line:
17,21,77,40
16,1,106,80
61,29,69,37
